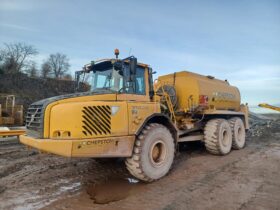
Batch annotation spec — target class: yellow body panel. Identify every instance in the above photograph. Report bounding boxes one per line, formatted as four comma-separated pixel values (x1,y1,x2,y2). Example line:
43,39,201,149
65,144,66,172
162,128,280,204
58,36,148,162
240,104,250,129
20,134,135,157
48,101,128,139
43,94,117,137
20,86,160,157
48,101,160,136
0,129,25,137
127,102,160,134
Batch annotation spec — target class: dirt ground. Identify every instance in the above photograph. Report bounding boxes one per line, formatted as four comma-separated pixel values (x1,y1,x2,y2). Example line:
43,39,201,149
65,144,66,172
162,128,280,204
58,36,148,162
0,114,279,210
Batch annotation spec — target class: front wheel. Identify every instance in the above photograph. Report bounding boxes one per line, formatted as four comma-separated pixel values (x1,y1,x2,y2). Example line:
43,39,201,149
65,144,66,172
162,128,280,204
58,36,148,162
125,123,175,182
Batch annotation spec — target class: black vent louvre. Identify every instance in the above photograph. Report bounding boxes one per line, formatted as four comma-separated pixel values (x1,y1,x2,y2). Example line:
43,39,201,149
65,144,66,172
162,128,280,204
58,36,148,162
82,105,111,136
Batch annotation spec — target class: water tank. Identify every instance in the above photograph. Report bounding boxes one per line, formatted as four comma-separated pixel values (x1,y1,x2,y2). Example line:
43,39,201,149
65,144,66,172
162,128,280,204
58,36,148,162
157,71,241,112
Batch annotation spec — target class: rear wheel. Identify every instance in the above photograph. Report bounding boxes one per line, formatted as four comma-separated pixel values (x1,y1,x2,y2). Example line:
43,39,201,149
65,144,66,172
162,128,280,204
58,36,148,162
229,117,246,149
125,123,175,182
204,119,232,155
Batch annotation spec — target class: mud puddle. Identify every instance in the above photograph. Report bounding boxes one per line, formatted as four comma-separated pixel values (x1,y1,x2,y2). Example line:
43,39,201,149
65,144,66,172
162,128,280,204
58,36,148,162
87,177,142,204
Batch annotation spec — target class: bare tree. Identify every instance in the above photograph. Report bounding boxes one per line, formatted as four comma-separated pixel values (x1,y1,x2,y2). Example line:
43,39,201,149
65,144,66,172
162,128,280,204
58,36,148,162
26,62,38,77
44,53,70,79
63,73,73,80
0,42,38,74
0,49,4,62
41,62,51,78
0,56,3,74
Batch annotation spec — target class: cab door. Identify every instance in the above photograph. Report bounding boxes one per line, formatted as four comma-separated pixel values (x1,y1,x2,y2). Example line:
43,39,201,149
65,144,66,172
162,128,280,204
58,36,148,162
117,66,160,134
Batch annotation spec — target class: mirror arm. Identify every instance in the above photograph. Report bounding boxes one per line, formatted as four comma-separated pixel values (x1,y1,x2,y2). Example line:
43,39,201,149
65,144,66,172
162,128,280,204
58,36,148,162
148,68,155,99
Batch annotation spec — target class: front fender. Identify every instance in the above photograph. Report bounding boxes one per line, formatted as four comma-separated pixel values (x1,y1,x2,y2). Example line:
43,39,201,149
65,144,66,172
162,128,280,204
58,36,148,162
135,113,178,141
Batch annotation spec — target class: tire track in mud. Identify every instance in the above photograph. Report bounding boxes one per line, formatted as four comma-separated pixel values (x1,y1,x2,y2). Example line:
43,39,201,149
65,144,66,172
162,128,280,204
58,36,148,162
39,142,258,210
0,161,29,178
164,143,280,210
0,137,130,210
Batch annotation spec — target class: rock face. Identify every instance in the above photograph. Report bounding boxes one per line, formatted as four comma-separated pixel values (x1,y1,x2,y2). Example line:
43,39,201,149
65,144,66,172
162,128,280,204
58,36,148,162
0,73,88,114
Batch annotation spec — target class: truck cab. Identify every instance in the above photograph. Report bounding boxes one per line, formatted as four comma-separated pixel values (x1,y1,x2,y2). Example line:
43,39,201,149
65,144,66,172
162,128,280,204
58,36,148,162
75,56,154,102
20,52,168,160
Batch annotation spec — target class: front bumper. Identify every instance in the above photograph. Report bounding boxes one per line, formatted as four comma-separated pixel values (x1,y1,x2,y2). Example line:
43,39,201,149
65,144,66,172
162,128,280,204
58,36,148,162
19,135,135,158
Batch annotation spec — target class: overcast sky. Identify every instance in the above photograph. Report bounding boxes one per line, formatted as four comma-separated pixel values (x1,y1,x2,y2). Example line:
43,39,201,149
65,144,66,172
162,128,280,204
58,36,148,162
0,0,279,111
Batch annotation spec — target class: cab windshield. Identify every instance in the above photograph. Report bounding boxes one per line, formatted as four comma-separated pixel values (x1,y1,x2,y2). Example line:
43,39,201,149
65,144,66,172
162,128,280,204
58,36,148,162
76,60,146,95
91,67,123,92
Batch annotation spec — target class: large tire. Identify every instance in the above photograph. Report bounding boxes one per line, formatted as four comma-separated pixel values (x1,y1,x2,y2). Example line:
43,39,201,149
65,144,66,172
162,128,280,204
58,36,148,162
229,117,246,149
204,119,232,155
125,123,175,182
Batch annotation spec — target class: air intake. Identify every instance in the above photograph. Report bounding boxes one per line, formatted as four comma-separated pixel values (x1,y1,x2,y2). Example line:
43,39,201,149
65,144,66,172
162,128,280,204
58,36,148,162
82,105,111,136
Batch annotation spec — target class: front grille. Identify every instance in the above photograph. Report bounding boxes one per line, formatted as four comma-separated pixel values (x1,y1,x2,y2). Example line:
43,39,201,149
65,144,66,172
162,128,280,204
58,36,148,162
26,104,43,132
82,105,111,136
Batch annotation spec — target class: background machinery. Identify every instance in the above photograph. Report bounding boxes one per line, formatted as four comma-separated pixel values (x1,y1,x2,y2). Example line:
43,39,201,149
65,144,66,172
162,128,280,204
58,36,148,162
20,50,249,182
0,94,25,137
258,103,280,112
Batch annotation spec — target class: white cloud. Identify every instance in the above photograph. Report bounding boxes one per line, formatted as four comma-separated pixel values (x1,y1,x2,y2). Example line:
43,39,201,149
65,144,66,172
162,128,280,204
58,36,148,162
232,78,280,91
229,65,280,90
229,65,280,79
0,23,36,32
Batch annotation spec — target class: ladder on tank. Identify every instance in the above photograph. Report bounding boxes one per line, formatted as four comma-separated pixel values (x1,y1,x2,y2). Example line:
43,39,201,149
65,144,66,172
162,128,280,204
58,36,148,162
157,82,176,124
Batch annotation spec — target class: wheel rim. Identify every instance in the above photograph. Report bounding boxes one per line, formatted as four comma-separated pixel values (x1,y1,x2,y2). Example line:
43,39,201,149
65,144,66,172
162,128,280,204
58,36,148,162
221,129,230,147
149,140,167,167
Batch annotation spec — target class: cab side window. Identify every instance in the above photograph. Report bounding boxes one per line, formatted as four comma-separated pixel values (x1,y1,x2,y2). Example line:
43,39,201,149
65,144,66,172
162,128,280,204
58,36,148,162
135,67,145,95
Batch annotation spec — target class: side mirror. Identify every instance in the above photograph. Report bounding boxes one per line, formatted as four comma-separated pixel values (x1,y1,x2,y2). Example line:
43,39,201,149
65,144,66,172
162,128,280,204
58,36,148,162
148,68,154,99
113,61,124,75
113,61,122,70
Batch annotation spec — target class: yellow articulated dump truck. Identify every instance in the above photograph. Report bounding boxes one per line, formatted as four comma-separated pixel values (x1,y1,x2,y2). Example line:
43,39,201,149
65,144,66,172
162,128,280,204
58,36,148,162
20,50,249,182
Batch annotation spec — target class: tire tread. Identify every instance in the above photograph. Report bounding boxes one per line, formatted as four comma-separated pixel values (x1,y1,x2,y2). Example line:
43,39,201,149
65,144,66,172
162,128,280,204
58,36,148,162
125,123,174,182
